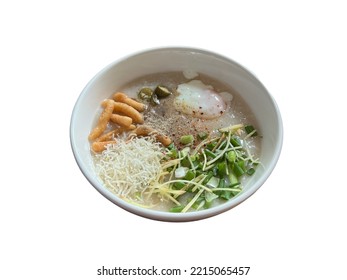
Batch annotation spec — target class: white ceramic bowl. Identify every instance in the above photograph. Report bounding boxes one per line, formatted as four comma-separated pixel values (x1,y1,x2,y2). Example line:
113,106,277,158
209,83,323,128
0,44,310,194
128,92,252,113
70,47,283,222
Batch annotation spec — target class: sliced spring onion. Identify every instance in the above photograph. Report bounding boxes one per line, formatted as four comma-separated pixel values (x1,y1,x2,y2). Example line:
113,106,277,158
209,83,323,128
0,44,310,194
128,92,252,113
206,176,220,188
180,146,190,157
228,171,239,186
205,191,219,203
204,149,216,159
175,167,188,178
182,188,204,213
169,205,184,213
173,181,185,189
232,162,245,177
180,135,194,145
217,162,227,176
247,168,256,175
226,150,237,163
184,170,195,180
197,131,208,140
230,136,242,147
245,125,258,136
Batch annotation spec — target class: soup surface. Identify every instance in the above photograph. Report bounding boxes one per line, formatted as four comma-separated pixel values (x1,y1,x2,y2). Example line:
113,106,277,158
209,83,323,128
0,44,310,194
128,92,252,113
90,71,261,212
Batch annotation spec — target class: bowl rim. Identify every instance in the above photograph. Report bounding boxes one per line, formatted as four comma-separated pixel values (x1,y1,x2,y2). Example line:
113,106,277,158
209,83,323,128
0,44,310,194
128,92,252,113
70,46,283,222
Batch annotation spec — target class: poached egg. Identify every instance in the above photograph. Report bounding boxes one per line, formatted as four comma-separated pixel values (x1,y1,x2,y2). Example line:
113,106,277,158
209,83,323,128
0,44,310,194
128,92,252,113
174,80,227,119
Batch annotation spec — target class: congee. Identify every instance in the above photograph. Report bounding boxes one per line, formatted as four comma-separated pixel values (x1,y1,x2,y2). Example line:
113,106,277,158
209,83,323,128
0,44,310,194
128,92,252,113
89,71,261,212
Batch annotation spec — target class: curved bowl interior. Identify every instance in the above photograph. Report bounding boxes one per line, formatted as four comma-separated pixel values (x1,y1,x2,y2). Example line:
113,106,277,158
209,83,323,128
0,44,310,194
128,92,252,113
70,47,283,222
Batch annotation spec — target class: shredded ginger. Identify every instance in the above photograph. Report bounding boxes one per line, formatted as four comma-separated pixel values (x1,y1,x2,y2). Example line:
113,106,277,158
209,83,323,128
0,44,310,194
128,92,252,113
93,137,164,202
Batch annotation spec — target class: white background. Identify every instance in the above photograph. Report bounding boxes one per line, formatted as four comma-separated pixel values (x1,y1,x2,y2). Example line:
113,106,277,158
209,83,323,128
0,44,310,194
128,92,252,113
1,0,346,279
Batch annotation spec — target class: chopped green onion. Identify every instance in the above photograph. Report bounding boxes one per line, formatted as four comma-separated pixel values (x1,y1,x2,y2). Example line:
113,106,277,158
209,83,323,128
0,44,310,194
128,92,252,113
180,147,190,157
206,141,217,150
230,136,242,147
167,142,175,150
226,150,237,163
206,176,220,188
180,135,194,145
217,162,227,176
220,190,232,200
181,188,205,213
169,149,178,159
197,131,208,140
180,157,190,167
245,125,258,136
232,162,245,177
205,191,219,203
203,171,214,184
173,181,185,189
204,191,219,208
169,205,184,213
246,168,256,175
184,170,196,180
175,167,188,178
204,149,216,159
238,160,246,171
229,182,241,188
218,178,225,188
228,171,239,186
192,197,205,210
